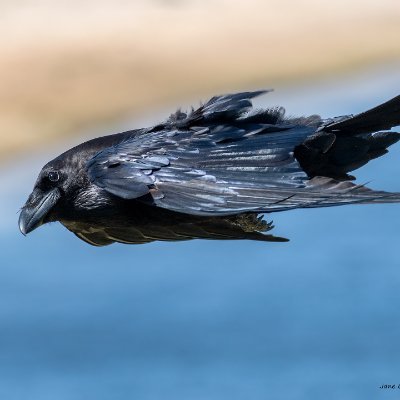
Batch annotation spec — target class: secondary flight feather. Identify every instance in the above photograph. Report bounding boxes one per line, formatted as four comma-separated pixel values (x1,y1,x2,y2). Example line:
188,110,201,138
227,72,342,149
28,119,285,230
19,91,400,246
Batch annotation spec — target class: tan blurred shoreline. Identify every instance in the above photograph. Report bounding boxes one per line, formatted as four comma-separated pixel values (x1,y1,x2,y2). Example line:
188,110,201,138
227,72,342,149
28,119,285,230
1,0,400,163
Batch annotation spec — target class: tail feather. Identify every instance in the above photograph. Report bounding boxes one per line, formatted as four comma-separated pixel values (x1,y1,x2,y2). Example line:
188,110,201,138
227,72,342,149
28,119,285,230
295,95,400,180
322,94,400,134
295,131,400,180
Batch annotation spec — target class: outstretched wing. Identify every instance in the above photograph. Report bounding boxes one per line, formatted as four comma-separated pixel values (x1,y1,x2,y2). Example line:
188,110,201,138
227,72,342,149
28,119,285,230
87,91,400,216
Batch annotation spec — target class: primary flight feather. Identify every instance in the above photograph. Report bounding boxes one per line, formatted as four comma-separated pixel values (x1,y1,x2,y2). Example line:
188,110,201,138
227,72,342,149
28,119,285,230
19,91,400,246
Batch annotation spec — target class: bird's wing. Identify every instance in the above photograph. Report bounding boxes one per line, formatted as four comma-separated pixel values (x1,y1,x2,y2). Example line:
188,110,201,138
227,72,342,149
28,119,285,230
87,91,400,216
61,212,289,246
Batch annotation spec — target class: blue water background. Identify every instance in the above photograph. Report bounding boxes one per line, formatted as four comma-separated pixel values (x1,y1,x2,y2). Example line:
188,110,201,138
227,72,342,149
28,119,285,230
1,64,400,399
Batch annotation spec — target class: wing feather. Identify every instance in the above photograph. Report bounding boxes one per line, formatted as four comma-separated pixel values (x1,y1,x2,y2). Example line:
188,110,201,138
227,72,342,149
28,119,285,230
87,91,400,216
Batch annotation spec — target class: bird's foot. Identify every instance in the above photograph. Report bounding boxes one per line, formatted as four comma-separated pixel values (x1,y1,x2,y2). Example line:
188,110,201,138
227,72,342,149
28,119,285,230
232,213,274,233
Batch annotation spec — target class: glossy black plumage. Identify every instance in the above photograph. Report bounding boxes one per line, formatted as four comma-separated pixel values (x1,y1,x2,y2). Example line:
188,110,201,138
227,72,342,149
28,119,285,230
19,91,400,246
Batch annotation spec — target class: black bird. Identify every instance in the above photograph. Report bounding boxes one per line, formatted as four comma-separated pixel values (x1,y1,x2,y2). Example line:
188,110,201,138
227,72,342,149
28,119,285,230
19,91,400,246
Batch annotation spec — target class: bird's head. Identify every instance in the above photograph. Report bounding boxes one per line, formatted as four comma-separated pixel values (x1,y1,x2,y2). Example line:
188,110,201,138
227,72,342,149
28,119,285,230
18,138,115,235
18,155,79,234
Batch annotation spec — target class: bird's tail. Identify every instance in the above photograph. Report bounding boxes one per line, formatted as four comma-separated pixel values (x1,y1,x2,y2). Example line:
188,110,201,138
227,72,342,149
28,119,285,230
295,95,400,181
323,94,400,135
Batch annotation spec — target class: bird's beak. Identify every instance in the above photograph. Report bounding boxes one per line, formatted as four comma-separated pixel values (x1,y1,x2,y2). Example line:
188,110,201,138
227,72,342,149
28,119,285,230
19,188,61,235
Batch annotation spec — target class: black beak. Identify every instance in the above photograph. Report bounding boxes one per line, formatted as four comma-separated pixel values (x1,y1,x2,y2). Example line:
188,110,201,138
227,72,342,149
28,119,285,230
19,188,61,235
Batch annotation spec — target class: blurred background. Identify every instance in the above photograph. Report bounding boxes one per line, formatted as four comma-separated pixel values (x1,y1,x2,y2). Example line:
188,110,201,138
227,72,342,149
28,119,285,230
1,1,400,399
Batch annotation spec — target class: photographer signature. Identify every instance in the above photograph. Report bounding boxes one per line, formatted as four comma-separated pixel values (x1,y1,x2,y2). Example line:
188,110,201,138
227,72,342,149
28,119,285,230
379,384,400,389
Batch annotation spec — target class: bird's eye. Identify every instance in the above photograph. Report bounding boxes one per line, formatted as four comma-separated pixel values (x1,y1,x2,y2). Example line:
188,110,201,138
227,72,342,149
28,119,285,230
48,171,60,182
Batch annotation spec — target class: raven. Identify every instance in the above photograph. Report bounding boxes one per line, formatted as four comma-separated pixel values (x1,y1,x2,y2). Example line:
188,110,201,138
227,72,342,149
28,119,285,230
19,91,400,246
